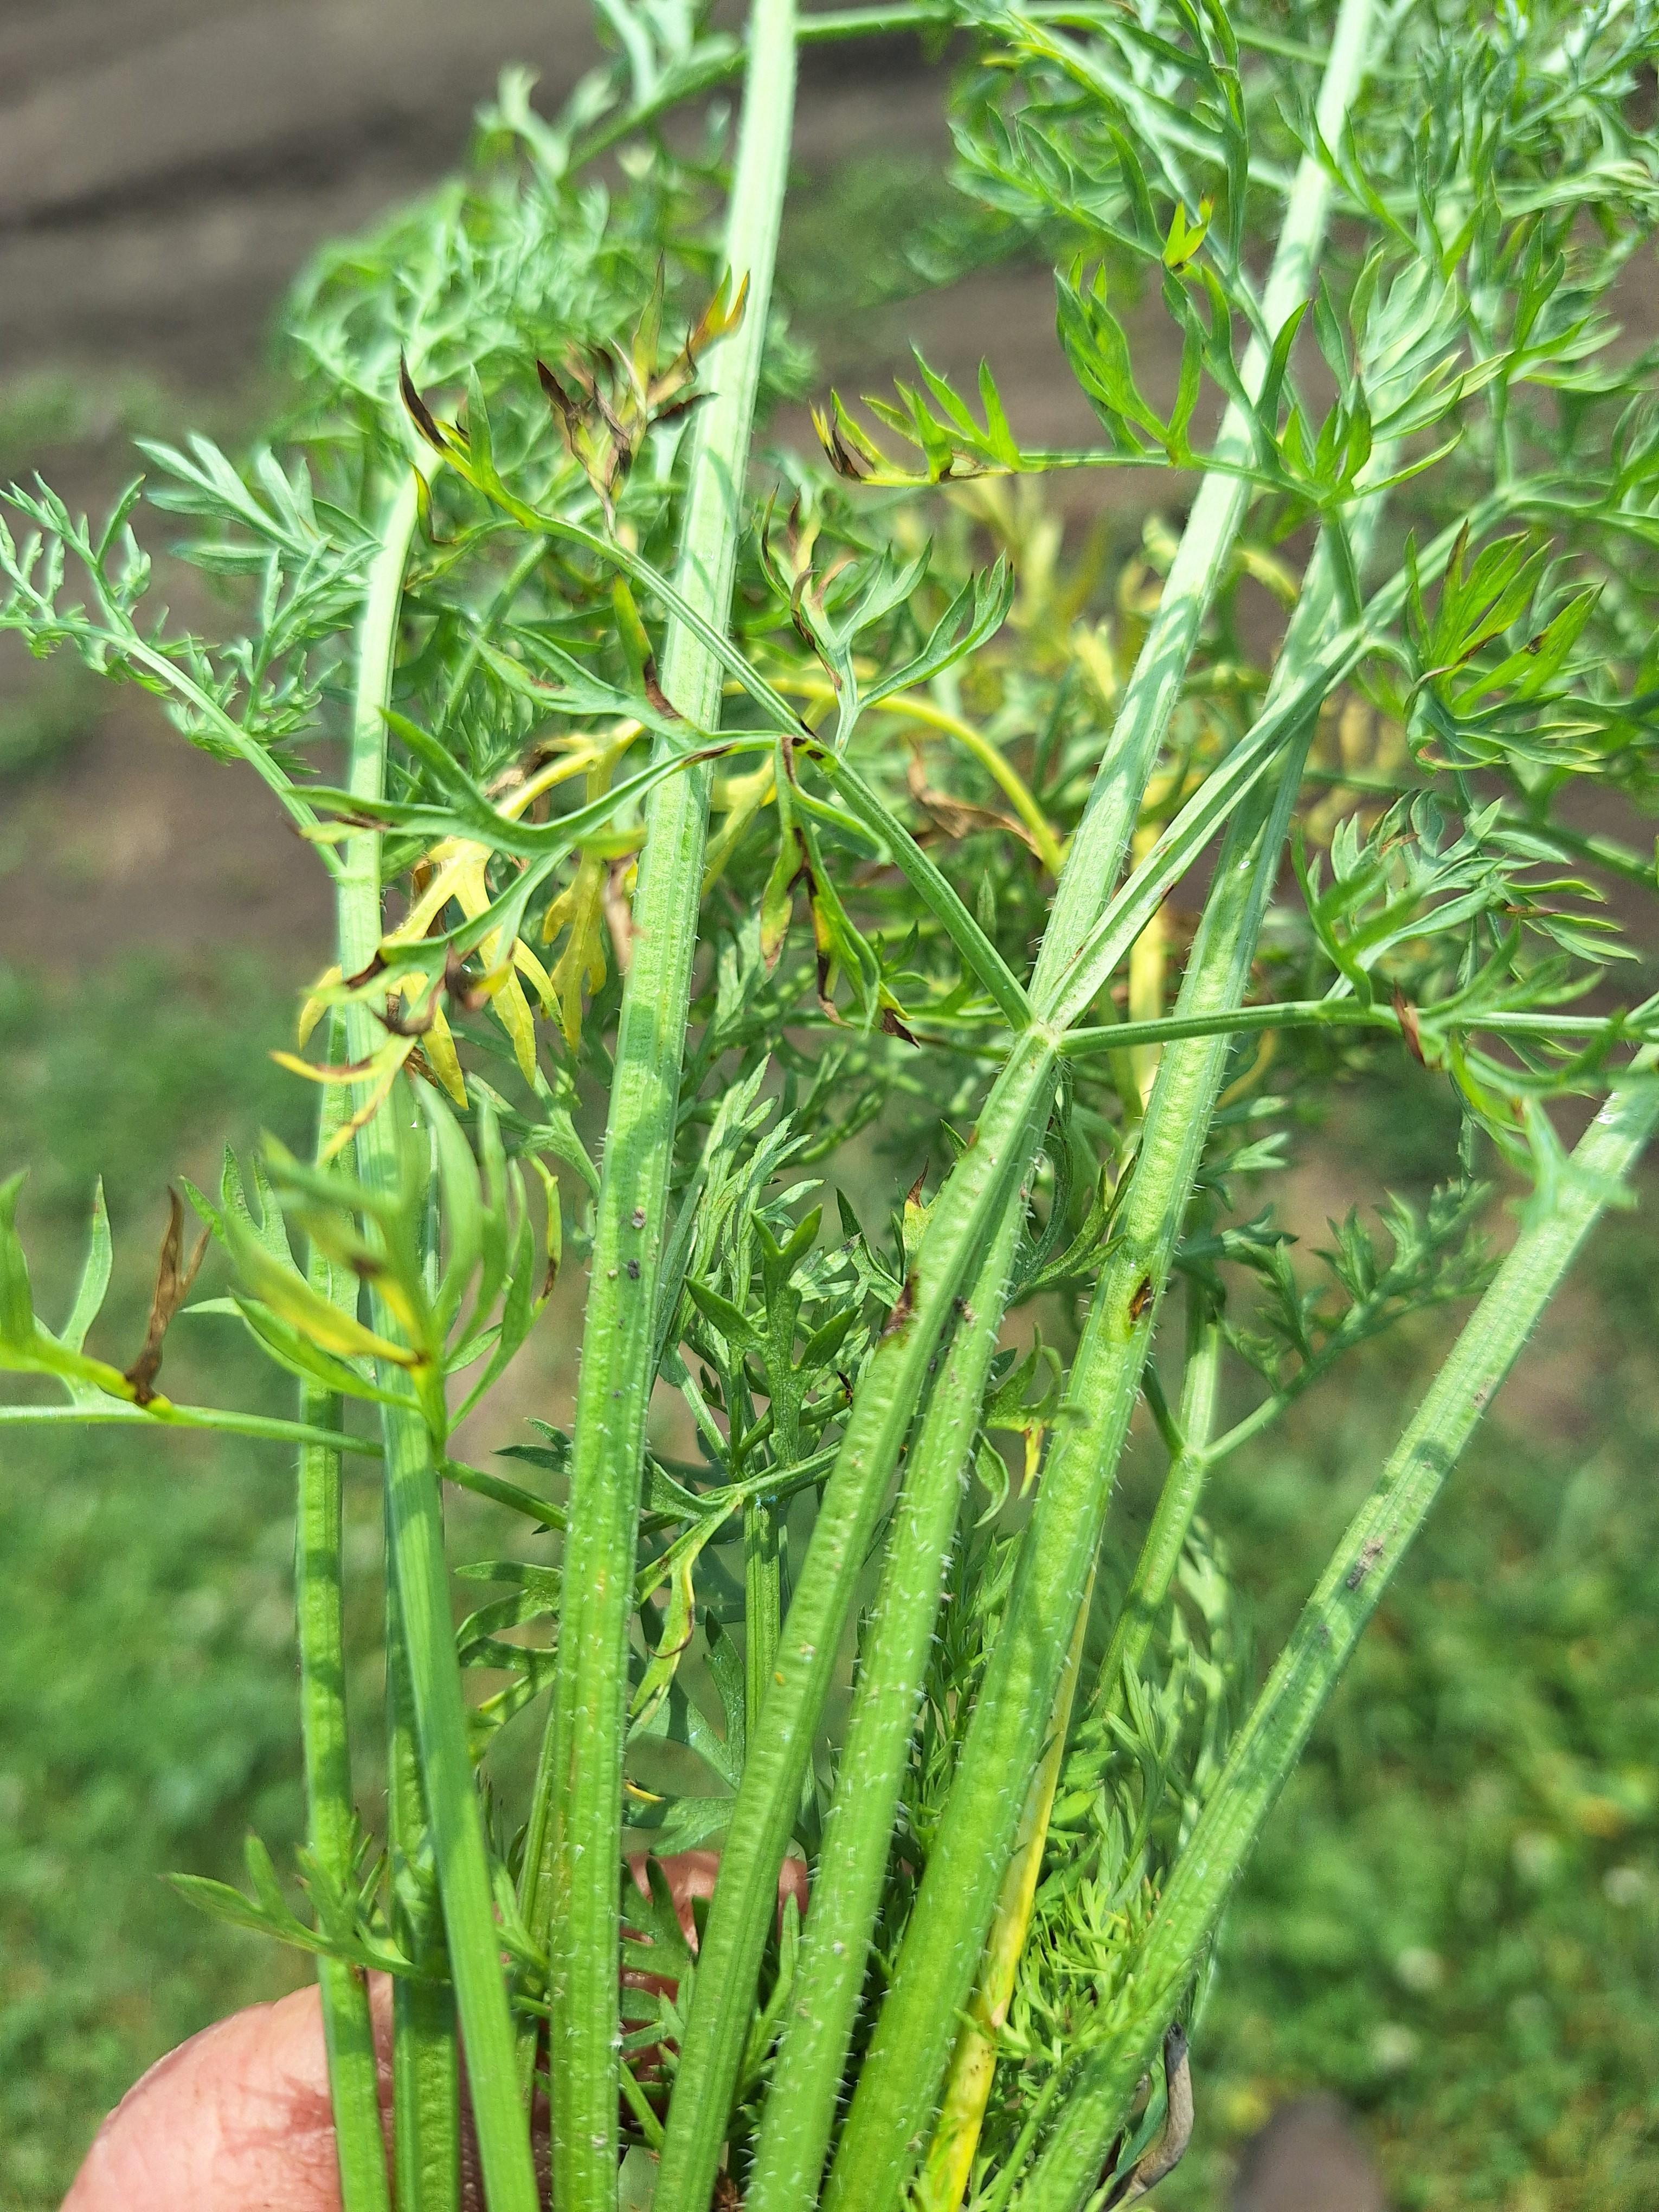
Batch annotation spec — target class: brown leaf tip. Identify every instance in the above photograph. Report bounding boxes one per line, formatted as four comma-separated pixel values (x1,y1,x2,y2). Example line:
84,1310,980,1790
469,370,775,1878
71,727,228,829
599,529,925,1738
398,355,448,454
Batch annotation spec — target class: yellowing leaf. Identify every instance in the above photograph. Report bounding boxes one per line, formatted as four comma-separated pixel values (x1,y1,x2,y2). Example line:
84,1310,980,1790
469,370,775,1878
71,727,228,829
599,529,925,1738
493,967,542,1082
543,852,609,1048
422,999,468,1107
227,1216,419,1371
298,966,341,1047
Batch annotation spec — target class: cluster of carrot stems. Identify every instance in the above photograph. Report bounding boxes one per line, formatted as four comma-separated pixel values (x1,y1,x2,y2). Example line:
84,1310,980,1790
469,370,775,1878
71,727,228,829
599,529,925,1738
286,3,1657,2210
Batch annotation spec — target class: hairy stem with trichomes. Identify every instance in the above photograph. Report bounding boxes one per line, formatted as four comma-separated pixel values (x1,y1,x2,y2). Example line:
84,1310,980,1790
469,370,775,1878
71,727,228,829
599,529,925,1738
296,1051,391,2212
663,8,1384,2200
823,408,1403,2207
1015,1068,1659,2212
520,2,799,2200
744,1204,1026,2212
654,0,1380,2185
823,715,1317,2212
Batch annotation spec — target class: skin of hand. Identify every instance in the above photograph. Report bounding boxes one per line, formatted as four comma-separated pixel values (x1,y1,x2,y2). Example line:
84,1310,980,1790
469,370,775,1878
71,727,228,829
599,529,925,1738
63,1851,809,2212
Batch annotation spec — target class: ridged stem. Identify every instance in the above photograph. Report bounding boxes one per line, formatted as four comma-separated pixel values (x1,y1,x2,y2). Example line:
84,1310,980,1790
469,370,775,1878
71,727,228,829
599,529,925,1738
521,7,799,2202
386,1564,461,2212
821,365,1400,2212
743,1204,1025,2212
342,470,538,2212
661,11,1382,2192
297,1049,391,2212
652,1033,1057,2212
1015,1069,1659,2212
822,722,1316,2212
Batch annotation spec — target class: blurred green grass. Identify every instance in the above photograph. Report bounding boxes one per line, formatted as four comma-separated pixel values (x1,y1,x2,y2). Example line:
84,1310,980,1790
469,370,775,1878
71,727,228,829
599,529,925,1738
0,953,376,2209
1157,1081,1659,2211
3,953,1656,2207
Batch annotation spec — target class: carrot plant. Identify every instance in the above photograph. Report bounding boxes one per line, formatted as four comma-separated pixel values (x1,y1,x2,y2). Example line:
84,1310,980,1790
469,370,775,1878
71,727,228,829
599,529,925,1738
5,0,1659,2205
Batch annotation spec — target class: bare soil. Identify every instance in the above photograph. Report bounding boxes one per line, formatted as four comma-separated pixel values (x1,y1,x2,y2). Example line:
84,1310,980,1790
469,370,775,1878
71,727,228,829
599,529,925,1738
0,0,1101,978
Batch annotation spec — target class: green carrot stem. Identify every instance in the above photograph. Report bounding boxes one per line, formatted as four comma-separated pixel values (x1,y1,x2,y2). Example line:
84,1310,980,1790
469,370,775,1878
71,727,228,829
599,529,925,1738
298,1036,390,2212
652,1030,1057,2212
1096,1289,1223,1712
666,12,1382,2191
822,725,1316,2212
300,1430,389,2212
387,1571,461,2212
522,4,799,2201
342,468,538,2212
821,307,1403,2212
1015,1066,1659,2212
744,1203,1025,2212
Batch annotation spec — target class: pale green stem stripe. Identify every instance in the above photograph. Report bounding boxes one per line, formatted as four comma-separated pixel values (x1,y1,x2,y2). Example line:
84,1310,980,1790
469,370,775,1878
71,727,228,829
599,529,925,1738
744,1203,1025,2212
1017,1069,1659,2212
300,1042,391,2212
526,5,799,2202
342,470,538,2212
1031,0,1381,1014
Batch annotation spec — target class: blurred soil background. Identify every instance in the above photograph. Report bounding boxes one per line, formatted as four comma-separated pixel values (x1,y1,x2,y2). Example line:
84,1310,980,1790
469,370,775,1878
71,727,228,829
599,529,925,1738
2,5,1657,2208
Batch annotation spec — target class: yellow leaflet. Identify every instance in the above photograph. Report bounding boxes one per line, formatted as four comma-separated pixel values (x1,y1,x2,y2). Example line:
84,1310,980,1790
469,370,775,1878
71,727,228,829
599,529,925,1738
1127,819,1167,1106
324,1037,414,1162
415,840,553,1083
537,719,653,1049
494,969,541,1083
293,961,466,1109
704,760,776,891
297,967,341,1049
272,1030,412,1091
295,725,644,1078
629,1549,698,1732
543,853,609,1049
231,1229,419,1370
273,1050,358,1084
529,1155,562,1290
629,1503,737,1734
1070,621,1118,711
422,999,468,1106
